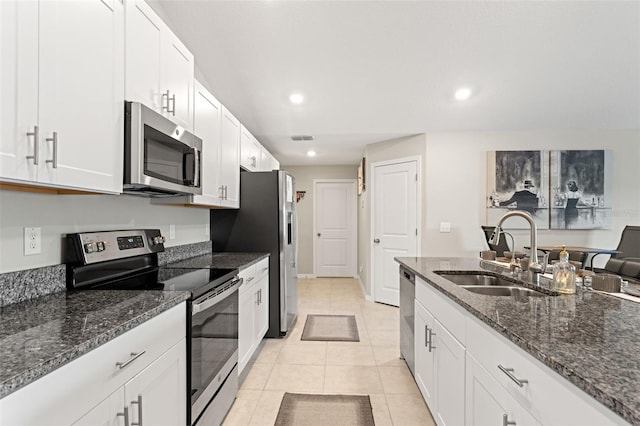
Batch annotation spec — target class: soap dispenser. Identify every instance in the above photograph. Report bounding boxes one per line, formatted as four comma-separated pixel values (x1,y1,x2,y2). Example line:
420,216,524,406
552,245,576,294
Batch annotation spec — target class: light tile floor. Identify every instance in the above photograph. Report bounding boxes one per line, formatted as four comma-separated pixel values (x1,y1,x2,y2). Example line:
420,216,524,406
223,278,436,425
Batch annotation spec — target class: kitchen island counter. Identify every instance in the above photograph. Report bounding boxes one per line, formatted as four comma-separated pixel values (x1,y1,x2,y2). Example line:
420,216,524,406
396,256,640,425
0,290,189,398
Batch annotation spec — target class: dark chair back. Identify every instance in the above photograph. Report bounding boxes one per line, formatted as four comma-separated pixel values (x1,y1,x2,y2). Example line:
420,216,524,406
613,225,640,260
481,226,511,257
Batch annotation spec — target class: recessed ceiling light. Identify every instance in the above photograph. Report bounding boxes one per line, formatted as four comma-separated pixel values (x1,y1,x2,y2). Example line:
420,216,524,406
289,93,304,104
307,150,316,157
454,87,472,101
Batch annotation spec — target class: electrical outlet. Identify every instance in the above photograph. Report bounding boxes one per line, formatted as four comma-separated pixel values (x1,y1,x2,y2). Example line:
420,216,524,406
205,223,210,237
24,227,41,255
169,224,176,240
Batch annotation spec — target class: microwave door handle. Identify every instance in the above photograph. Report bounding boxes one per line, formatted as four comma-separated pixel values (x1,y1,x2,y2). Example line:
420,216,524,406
193,147,200,188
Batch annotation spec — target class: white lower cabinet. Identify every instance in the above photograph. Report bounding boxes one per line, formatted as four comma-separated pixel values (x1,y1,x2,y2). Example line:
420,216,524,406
0,303,186,426
238,258,269,374
466,353,540,426
414,276,628,426
415,298,465,426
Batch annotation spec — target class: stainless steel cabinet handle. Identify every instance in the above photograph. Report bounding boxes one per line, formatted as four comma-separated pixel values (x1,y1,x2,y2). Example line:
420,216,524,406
259,288,262,304
131,395,143,426
117,406,130,426
428,328,436,352
424,325,429,347
116,351,146,369
255,289,259,305
45,132,57,168
169,94,176,116
498,365,528,387
219,185,224,199
503,414,516,426
162,90,170,113
26,125,39,165
373,238,380,243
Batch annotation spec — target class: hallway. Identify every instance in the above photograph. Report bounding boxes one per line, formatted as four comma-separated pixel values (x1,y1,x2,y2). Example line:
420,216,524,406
223,277,435,425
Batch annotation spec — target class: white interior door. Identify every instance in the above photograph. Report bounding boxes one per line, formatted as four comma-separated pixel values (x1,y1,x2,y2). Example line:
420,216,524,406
373,159,418,306
314,180,357,277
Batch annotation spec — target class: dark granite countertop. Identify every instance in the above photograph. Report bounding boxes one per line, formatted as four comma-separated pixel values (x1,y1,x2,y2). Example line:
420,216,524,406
0,290,189,398
396,257,640,425
165,252,269,270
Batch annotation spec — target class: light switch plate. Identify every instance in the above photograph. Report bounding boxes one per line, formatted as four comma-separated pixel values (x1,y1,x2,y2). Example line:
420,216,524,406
440,222,451,233
169,224,176,240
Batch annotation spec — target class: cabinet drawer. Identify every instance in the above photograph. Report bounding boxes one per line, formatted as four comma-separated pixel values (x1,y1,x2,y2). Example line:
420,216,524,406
239,264,257,289
0,303,186,426
466,314,625,425
416,277,466,344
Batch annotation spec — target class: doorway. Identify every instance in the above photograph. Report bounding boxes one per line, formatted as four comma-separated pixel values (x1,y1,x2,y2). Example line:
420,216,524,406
313,179,357,277
371,157,420,306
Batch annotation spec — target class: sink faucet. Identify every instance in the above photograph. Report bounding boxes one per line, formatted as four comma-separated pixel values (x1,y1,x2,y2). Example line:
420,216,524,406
491,210,546,274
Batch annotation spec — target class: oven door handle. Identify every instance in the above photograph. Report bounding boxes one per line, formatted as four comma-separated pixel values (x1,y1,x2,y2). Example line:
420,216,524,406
192,277,242,315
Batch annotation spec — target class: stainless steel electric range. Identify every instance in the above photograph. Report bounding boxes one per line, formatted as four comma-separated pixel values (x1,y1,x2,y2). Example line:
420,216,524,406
65,229,240,426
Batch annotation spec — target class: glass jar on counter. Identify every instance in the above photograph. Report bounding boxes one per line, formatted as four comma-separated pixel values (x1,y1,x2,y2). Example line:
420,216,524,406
552,245,576,294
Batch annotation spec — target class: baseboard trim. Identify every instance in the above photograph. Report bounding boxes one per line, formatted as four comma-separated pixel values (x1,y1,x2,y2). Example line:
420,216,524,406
298,274,316,279
357,276,373,300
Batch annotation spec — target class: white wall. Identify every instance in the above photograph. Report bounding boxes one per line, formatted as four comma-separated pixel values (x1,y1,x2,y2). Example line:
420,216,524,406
0,190,209,273
282,165,358,275
424,129,640,265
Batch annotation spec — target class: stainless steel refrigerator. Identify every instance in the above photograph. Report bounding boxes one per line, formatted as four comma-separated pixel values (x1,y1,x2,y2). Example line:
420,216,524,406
210,170,298,337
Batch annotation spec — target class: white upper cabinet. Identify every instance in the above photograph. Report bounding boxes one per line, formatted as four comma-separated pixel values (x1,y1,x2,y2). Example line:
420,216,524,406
124,0,194,131
240,125,261,171
260,145,279,171
220,106,241,208
0,0,124,194
192,80,222,205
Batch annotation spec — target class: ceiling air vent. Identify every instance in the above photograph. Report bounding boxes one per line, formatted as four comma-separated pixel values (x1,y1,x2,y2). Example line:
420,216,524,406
291,135,314,141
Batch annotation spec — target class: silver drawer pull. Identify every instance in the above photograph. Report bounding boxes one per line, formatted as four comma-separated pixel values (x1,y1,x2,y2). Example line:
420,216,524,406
428,328,436,352
45,132,58,168
116,351,146,369
503,414,516,426
117,406,130,426
498,364,528,387
131,394,143,426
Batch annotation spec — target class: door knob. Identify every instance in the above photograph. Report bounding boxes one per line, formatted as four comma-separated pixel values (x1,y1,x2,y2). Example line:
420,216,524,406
317,233,321,237
374,238,380,243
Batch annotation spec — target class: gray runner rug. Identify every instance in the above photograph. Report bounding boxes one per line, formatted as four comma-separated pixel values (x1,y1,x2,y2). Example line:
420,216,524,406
275,393,375,426
301,314,360,342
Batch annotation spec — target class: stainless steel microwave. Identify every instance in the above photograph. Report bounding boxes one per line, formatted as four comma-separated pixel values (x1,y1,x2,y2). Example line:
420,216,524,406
124,101,202,196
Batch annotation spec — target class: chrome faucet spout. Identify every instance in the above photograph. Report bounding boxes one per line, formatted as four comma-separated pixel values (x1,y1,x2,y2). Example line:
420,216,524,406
493,210,544,273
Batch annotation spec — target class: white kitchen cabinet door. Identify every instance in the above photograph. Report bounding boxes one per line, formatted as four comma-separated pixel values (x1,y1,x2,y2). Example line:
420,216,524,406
414,299,435,410
240,125,261,171
220,106,240,208
433,318,466,426
465,354,540,426
162,30,194,130
1,0,123,193
38,0,124,193
255,268,270,341
124,340,187,426
124,0,194,131
192,80,222,205
0,0,39,182
72,388,124,426
124,0,162,112
238,278,258,374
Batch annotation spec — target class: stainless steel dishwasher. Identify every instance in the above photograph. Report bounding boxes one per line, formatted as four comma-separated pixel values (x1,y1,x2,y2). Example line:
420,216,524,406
399,266,415,376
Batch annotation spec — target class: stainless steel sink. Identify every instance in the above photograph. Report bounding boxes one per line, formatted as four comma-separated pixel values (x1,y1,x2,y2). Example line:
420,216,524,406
461,285,545,297
437,273,517,287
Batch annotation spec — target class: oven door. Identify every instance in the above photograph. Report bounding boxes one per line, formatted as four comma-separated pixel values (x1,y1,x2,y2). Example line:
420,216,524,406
190,277,240,423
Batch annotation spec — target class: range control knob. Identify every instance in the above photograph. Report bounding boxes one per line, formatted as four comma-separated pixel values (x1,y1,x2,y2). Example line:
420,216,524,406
83,242,97,254
152,235,166,245
96,241,106,252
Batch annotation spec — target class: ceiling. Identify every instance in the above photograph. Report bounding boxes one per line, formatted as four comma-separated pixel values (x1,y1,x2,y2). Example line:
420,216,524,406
150,1,640,166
